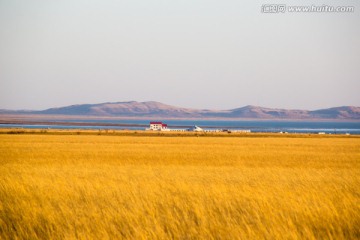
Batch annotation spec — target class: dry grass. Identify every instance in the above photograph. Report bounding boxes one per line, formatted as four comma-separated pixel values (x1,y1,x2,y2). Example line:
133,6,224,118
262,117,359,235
0,133,359,239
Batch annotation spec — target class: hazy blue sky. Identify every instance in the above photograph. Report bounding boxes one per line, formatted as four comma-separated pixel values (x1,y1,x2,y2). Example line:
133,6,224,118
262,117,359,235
1,0,359,110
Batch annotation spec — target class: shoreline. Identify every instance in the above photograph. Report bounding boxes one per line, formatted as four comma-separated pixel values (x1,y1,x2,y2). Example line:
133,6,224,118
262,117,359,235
0,128,358,138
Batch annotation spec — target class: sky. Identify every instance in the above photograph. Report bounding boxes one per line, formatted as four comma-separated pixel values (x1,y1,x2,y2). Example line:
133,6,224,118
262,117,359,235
0,0,359,111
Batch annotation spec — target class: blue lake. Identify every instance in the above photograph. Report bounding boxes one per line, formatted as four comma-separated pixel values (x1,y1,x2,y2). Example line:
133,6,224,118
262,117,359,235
1,119,360,134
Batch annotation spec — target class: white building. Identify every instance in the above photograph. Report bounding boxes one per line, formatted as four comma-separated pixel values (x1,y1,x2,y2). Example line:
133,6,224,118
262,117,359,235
146,122,169,131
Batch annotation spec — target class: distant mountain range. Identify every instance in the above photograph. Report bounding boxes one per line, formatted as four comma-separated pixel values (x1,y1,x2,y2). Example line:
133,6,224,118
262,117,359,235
1,101,360,120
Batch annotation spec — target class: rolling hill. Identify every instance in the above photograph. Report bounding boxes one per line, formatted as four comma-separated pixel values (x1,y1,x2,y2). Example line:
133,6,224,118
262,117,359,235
1,101,360,120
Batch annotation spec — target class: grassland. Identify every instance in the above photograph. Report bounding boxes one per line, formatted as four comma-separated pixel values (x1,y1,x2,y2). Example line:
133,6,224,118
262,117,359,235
0,131,359,239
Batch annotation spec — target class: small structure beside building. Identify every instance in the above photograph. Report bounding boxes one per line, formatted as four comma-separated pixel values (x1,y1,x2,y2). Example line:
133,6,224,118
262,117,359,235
225,129,251,133
187,126,204,132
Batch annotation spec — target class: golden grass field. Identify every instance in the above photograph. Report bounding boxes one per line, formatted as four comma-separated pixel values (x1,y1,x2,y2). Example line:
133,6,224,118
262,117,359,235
0,131,359,239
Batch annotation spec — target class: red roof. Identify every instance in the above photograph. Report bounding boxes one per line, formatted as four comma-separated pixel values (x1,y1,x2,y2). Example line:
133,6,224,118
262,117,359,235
150,122,162,124
162,124,167,127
